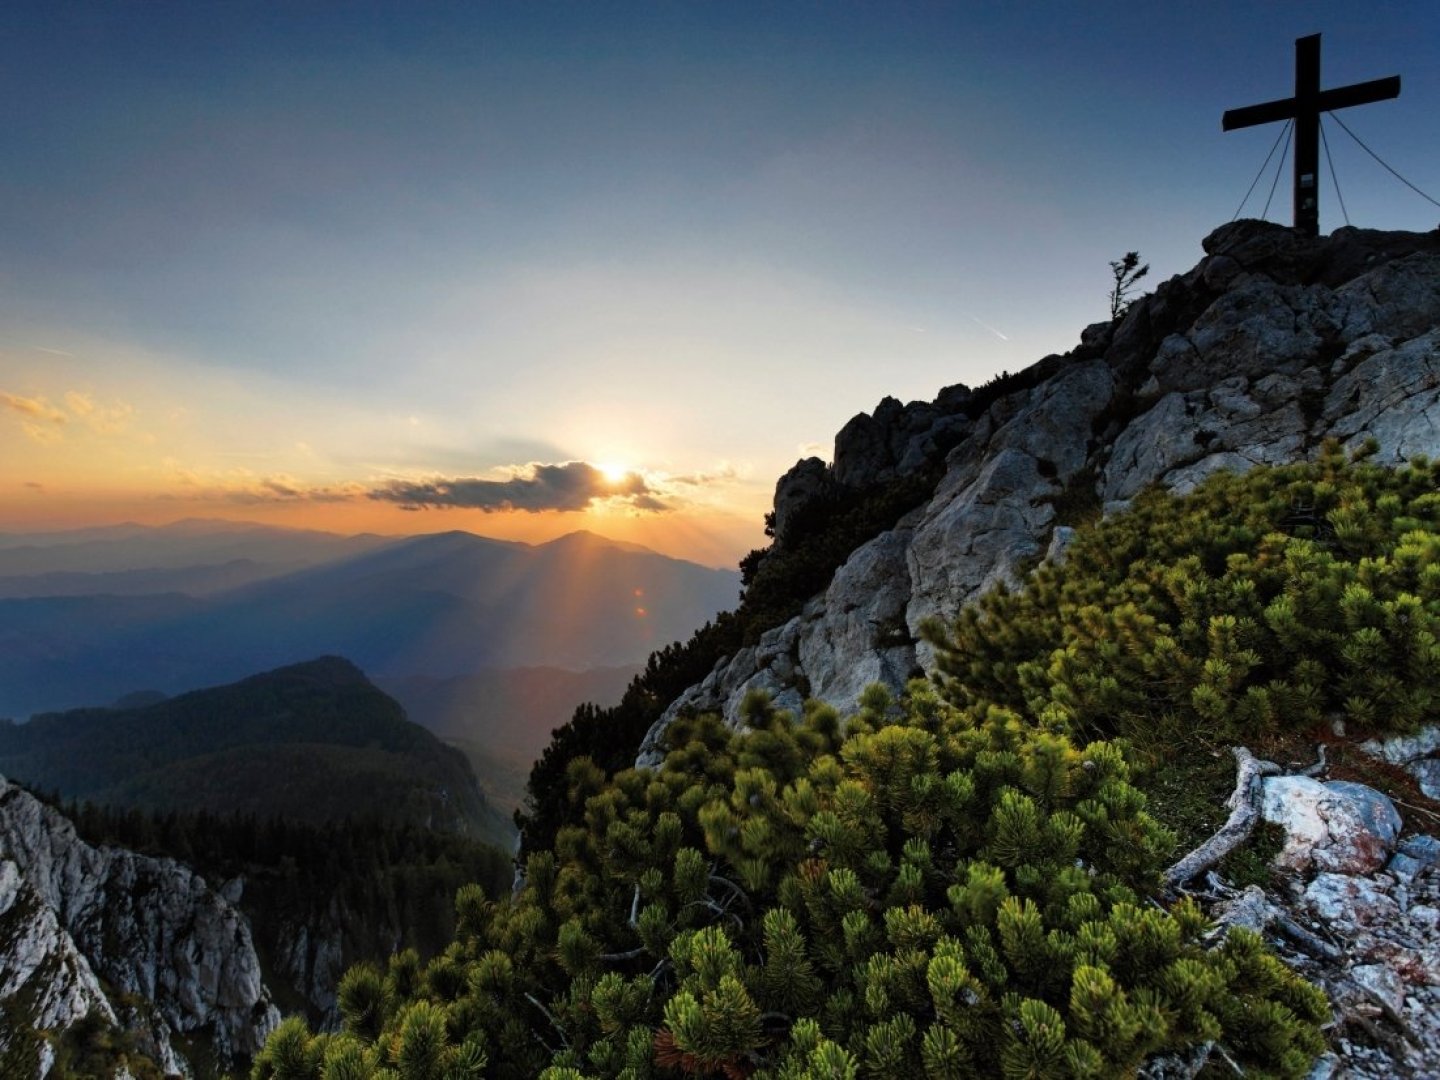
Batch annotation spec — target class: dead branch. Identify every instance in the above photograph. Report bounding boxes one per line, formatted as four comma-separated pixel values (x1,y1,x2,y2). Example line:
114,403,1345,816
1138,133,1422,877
1274,913,1342,960
1163,746,1280,895
524,991,570,1050
598,945,648,962
1298,743,1328,778
1392,796,1440,824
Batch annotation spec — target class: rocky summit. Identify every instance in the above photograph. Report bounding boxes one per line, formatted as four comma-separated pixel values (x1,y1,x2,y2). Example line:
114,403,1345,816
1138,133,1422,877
629,219,1440,1077
0,777,279,1076
638,220,1440,759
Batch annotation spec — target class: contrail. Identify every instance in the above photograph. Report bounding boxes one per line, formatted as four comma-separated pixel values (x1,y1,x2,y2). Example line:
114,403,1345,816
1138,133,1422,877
969,316,1009,342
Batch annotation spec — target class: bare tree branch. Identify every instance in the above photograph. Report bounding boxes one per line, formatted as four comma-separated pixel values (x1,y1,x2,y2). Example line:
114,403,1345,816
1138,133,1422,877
1163,746,1280,894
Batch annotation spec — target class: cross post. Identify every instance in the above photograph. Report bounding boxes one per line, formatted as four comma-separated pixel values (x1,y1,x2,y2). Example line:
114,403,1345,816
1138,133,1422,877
1223,34,1399,237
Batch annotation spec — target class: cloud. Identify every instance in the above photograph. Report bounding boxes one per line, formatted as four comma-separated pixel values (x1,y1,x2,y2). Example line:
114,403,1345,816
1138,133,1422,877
64,391,134,434
1,389,137,442
1,391,67,428
158,461,367,505
370,461,667,514
669,463,741,487
223,476,367,505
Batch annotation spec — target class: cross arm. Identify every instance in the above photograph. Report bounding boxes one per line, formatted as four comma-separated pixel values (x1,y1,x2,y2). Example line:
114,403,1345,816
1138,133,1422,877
1223,95,1298,131
1224,73,1401,131
1317,75,1400,113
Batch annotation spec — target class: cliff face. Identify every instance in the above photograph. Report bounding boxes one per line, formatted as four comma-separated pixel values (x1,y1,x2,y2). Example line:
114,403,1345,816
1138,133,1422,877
0,777,280,1075
639,220,1440,761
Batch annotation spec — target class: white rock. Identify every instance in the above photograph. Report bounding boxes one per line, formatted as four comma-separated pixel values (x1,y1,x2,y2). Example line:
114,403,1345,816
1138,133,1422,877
798,527,916,711
1303,872,1397,925
1351,963,1407,1016
1357,723,1440,766
0,858,116,1033
1411,759,1440,801
1262,776,1402,875
1324,330,1440,461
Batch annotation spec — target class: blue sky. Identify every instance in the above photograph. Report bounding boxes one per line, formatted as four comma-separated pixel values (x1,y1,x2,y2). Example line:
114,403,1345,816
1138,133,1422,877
2,1,1437,563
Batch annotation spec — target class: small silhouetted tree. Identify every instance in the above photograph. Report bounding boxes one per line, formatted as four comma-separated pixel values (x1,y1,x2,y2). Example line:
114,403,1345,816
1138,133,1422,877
1109,251,1149,319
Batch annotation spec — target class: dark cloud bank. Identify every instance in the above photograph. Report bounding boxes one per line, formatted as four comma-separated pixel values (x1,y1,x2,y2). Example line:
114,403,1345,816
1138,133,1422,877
371,461,666,513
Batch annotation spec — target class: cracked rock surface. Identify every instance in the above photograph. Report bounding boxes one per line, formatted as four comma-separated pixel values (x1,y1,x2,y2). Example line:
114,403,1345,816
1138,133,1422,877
0,776,280,1073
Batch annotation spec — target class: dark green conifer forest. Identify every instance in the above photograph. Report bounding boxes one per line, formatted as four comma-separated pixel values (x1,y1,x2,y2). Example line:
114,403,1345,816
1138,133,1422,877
255,444,1440,1079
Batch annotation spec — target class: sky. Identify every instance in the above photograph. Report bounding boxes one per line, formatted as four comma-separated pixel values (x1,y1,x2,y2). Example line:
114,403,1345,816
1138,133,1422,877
2,1,1437,567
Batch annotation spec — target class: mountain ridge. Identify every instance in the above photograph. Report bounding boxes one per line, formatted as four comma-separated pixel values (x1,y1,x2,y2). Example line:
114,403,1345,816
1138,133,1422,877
0,655,506,840
634,220,1440,761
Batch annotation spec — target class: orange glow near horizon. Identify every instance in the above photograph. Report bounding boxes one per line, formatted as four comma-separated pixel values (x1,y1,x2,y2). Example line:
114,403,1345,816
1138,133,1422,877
0,352,776,568
0,480,769,569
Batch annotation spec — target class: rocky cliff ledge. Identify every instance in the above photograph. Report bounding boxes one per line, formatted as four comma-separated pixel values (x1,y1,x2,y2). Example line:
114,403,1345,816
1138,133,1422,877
0,777,279,1075
638,220,1440,762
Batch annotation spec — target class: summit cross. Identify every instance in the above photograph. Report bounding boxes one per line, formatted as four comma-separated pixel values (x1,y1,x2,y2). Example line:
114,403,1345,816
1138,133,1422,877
1223,33,1400,237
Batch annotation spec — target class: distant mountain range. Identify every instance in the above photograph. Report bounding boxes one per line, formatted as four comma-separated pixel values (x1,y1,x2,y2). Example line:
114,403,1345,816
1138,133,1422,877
0,520,739,721
0,517,391,585
0,656,509,839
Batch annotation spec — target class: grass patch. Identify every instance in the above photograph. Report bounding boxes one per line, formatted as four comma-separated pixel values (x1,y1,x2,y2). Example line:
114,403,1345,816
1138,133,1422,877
1133,742,1240,856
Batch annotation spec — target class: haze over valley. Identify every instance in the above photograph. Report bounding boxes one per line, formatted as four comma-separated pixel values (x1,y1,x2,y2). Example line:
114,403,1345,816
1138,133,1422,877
0,518,736,815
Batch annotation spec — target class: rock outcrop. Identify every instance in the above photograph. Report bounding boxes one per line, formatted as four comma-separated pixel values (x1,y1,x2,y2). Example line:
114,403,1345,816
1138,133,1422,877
0,777,280,1074
1262,777,1404,875
638,221,1440,764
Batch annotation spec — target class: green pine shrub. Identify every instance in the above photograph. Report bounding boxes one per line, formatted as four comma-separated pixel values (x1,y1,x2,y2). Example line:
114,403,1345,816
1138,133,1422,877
256,687,1326,1078
254,446,1440,1078
924,441,1440,752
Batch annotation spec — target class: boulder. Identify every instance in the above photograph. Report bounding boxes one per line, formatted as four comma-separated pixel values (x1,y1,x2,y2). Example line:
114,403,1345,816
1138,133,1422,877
1261,776,1402,875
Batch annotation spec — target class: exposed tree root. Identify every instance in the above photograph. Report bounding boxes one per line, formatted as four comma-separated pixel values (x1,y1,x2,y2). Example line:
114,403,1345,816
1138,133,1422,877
1163,746,1280,896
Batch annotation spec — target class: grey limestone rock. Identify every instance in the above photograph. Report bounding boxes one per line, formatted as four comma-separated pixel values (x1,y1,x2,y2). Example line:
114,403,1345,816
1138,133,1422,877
1358,724,1440,766
1323,329,1440,460
0,858,116,1036
833,405,896,488
797,527,917,711
771,457,831,540
0,777,279,1069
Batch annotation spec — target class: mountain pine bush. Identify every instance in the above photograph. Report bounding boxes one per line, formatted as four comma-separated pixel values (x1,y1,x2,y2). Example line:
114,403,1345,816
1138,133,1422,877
924,440,1440,751
257,442,1440,1079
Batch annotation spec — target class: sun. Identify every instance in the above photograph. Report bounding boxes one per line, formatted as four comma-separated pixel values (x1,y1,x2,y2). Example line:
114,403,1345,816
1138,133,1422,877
596,461,630,486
